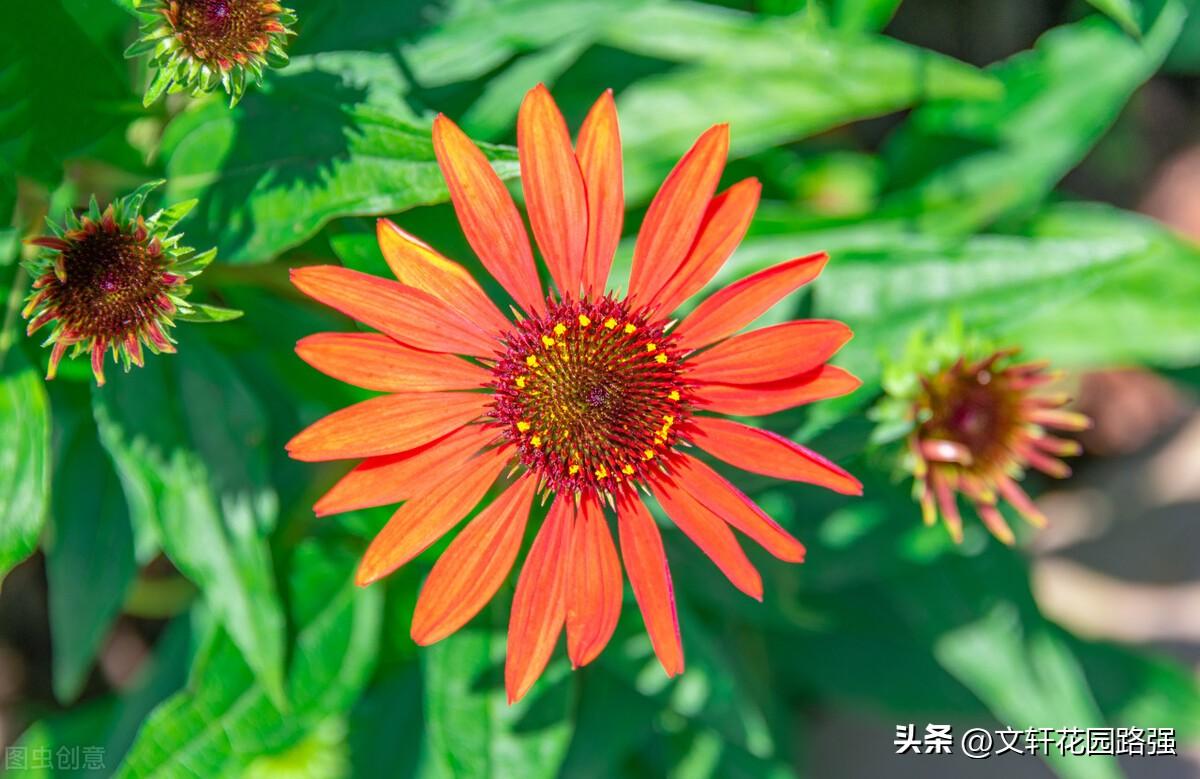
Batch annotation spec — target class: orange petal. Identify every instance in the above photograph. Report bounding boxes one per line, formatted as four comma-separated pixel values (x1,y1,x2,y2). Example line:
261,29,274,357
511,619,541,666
291,265,496,356
506,497,573,704
410,474,537,645
652,475,763,600
519,85,587,299
684,320,852,385
690,417,862,496
286,391,488,463
674,253,828,350
615,491,684,677
651,178,761,316
376,218,510,335
576,89,624,296
356,445,512,586
693,365,861,416
629,125,730,306
313,425,494,517
673,454,805,562
565,495,622,669
296,332,490,393
433,114,545,315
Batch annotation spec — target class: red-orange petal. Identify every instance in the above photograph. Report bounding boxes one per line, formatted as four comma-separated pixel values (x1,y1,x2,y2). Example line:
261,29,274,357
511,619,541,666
692,365,861,416
519,85,587,299
576,90,624,296
296,332,490,393
652,475,763,600
356,445,512,586
506,496,573,704
674,253,829,350
673,454,805,562
565,495,622,669
433,114,545,315
313,425,494,516
616,491,684,677
286,391,488,463
629,125,730,306
376,218,510,335
651,178,761,316
410,474,537,645
690,417,862,496
684,320,852,385
291,265,496,357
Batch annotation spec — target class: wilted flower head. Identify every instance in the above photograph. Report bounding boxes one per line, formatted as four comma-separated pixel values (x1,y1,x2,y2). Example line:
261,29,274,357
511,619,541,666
288,85,862,703
873,326,1091,545
23,182,217,385
127,0,296,107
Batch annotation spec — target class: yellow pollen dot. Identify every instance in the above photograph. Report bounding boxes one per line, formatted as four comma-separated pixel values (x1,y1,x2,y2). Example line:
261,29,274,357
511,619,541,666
663,415,675,425
516,376,526,389
643,449,656,459
531,435,542,447
526,355,539,368
646,343,657,352
594,465,608,478
553,323,567,336
541,335,555,347
655,354,668,364
578,314,591,327
621,464,635,475
668,390,680,401
569,464,580,475
604,317,618,329
516,421,531,433
624,323,636,334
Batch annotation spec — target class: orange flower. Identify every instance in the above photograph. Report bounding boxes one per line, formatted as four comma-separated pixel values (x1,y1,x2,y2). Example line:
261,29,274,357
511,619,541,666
288,86,862,703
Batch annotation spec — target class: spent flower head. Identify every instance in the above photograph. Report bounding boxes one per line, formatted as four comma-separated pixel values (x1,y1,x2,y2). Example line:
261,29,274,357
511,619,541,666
872,322,1091,545
127,0,296,107
22,182,219,385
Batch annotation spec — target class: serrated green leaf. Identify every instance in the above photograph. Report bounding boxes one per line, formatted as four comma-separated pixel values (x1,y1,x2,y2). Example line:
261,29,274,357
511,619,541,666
0,350,51,583
114,542,382,778
177,303,245,324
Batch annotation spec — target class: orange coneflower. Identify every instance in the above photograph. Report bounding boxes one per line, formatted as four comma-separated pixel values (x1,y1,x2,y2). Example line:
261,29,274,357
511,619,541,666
287,86,862,703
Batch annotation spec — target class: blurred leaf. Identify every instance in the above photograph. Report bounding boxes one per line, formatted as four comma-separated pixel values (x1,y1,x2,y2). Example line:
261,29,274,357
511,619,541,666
176,303,245,324
162,52,518,263
115,542,382,778
0,350,51,583
1071,637,1200,736
347,668,424,779
1086,0,1143,36
603,1,1000,198
423,623,575,779
93,335,287,705
45,423,137,702
829,0,903,31
882,3,1184,233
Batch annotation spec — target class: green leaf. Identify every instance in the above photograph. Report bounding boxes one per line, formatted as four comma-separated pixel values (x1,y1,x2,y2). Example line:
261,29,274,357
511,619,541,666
423,622,575,779
92,334,287,706
176,303,245,324
829,0,903,31
115,542,382,778
45,423,137,703
162,52,518,263
0,350,51,583
882,3,1184,233
1085,0,1142,36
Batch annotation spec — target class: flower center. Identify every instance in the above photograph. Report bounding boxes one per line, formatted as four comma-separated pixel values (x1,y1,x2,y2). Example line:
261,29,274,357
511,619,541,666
920,365,1019,470
176,0,261,59
53,230,167,340
490,297,690,495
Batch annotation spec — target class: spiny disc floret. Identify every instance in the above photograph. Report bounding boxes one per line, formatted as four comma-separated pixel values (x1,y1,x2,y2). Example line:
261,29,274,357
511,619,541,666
490,297,691,495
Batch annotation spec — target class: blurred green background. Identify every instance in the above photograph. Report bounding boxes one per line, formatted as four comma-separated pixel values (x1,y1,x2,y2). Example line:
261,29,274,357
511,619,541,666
2,0,1200,776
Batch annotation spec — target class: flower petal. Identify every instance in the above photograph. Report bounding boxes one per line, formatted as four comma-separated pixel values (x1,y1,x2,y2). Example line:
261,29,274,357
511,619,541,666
296,332,490,393
433,114,545,315
629,125,730,306
616,491,684,677
356,445,512,586
506,496,573,704
577,89,624,296
376,218,510,335
652,475,763,600
291,265,496,356
566,495,622,669
519,84,588,299
286,392,488,463
313,425,495,517
673,454,805,562
692,365,861,416
684,320,852,385
410,474,538,645
673,253,828,350
651,178,761,316
690,416,862,495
